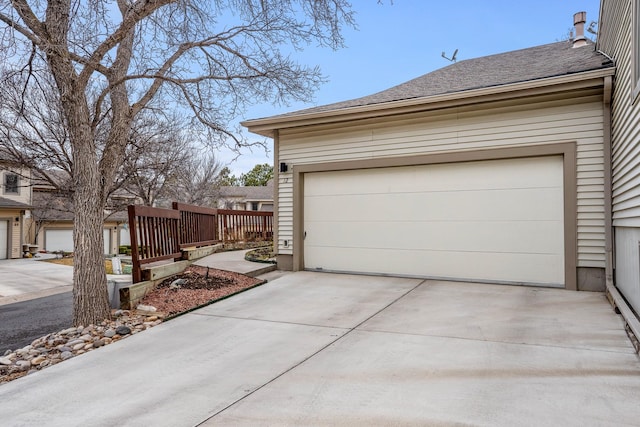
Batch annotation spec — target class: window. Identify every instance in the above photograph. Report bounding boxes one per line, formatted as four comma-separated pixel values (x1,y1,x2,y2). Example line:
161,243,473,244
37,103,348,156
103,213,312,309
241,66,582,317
251,202,259,211
634,0,640,100
3,173,19,195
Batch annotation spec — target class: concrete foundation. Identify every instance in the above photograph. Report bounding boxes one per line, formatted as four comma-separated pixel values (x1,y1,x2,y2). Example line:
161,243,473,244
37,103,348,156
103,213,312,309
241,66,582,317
276,254,293,271
577,267,606,291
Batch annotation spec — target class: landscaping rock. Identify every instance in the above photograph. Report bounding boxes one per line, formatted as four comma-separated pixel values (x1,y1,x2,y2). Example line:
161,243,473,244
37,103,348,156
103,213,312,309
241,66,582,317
104,329,116,338
15,360,31,371
136,304,157,312
31,356,46,366
115,326,131,336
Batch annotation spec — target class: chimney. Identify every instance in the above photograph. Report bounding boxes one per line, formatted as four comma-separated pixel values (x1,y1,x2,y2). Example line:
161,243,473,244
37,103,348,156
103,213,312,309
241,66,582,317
572,11,588,48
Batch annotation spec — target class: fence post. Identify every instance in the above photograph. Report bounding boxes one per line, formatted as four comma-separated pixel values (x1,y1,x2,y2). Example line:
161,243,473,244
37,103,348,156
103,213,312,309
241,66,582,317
127,205,142,284
262,215,267,240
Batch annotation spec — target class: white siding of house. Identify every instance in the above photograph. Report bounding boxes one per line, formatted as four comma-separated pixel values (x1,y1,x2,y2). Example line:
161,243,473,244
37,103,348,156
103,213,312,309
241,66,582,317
598,0,640,314
600,0,640,225
614,227,640,314
277,95,606,269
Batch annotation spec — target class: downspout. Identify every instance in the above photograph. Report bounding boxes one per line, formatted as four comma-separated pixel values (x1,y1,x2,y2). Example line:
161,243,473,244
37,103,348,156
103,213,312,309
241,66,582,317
602,75,614,288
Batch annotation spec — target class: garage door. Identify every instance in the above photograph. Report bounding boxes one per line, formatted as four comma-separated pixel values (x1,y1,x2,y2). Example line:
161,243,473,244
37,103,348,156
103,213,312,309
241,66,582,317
0,220,8,259
45,229,111,254
303,156,565,287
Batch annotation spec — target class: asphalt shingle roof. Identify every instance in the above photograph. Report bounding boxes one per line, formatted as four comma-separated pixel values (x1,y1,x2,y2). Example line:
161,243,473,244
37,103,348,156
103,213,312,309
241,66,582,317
31,190,128,221
258,40,613,120
0,196,31,209
218,180,274,200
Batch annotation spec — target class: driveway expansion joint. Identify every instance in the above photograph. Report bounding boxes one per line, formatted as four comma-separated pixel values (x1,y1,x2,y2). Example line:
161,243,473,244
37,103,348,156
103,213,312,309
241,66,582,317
195,279,428,425
188,311,351,331
354,327,640,356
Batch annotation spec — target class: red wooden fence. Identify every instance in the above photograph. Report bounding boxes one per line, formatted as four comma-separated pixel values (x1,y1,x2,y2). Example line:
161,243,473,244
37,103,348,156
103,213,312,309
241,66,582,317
127,203,273,282
172,202,219,249
127,205,182,283
217,209,273,242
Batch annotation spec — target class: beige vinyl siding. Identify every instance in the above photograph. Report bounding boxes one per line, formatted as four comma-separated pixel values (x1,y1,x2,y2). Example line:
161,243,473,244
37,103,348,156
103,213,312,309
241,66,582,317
277,94,606,268
599,0,640,226
0,168,32,206
1,209,23,259
12,216,21,258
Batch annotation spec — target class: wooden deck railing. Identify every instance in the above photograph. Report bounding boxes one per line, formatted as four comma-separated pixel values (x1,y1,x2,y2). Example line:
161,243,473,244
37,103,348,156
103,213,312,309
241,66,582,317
172,202,218,249
127,205,182,283
217,209,274,242
127,203,273,282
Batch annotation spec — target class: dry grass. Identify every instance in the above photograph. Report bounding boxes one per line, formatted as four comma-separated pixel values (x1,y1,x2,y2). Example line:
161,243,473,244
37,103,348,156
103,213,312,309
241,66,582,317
44,258,114,274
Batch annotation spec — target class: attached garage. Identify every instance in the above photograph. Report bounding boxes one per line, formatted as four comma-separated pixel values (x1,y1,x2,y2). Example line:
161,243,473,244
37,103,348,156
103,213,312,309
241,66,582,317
243,40,613,291
45,228,111,254
0,220,8,259
304,156,565,287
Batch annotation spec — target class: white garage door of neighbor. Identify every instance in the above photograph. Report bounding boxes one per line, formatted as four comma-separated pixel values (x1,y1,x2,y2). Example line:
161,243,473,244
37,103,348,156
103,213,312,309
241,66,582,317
304,156,565,287
0,220,8,259
45,229,111,254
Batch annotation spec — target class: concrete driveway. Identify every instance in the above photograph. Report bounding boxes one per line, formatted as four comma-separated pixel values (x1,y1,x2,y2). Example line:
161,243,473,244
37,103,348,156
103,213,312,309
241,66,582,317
0,257,73,305
1,272,639,426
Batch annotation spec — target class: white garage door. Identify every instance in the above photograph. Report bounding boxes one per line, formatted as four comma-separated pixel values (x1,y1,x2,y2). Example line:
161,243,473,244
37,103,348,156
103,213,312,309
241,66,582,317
120,226,131,246
0,220,8,259
45,229,74,253
45,229,111,254
304,156,565,287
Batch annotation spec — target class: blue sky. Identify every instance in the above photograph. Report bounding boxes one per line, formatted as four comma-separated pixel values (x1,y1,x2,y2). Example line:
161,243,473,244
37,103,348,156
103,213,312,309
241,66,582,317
222,0,601,175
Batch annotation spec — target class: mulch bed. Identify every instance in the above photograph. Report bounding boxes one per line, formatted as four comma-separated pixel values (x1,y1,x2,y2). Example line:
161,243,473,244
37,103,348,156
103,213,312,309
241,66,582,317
138,265,263,316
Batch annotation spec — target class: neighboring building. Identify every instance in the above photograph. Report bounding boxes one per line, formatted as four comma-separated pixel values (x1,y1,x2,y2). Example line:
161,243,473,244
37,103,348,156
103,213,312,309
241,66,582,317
243,13,614,291
0,162,32,259
27,170,134,255
217,179,274,211
597,0,640,314
29,188,130,255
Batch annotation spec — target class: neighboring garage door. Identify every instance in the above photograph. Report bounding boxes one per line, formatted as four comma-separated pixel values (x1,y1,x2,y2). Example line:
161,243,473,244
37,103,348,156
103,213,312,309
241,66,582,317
45,229,73,253
304,156,565,287
0,220,8,259
45,229,111,254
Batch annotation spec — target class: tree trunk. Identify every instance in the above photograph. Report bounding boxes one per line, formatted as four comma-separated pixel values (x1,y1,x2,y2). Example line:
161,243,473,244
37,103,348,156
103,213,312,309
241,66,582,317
72,144,111,326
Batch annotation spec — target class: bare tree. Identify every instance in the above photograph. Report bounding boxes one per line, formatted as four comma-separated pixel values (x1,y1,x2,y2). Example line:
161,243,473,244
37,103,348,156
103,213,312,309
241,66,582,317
162,153,224,207
118,114,194,207
0,0,354,325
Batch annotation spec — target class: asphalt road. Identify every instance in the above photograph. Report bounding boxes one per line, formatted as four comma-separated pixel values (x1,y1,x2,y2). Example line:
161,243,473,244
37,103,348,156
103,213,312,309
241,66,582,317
0,292,73,354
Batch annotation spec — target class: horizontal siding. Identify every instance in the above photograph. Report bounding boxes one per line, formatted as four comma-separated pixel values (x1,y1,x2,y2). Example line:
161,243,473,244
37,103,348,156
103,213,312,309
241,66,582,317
0,168,32,206
0,209,23,259
276,178,293,253
600,0,640,225
278,96,606,267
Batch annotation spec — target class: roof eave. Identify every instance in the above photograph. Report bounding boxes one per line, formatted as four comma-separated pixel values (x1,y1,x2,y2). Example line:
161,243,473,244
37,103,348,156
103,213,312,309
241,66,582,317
243,67,616,137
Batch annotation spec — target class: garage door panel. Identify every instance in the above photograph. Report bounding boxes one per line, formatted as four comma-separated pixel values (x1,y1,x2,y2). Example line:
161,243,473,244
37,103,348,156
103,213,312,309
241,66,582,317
304,246,564,286
306,220,563,255
46,229,111,254
306,187,563,223
45,230,74,252
0,220,8,259
304,156,565,286
304,157,562,196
